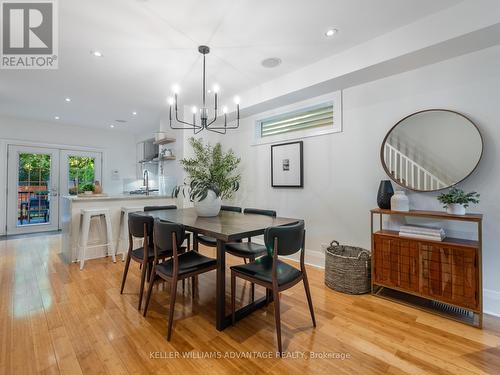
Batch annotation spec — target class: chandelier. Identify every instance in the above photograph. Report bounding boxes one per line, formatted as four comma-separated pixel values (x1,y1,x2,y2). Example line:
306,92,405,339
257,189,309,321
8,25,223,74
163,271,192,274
168,45,240,134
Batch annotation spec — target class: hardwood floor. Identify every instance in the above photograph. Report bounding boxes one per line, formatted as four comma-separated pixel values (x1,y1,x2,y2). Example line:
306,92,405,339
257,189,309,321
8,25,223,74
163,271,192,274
1,234,500,374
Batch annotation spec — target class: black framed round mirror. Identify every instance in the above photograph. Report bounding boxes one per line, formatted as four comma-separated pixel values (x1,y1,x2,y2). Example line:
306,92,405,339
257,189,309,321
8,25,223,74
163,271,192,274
380,109,483,192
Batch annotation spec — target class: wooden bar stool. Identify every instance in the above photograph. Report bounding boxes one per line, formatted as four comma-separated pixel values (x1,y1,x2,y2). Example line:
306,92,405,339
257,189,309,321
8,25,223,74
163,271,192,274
78,208,115,270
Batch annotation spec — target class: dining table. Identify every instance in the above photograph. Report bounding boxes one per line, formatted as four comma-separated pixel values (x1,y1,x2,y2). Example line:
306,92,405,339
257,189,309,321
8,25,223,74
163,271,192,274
139,207,300,330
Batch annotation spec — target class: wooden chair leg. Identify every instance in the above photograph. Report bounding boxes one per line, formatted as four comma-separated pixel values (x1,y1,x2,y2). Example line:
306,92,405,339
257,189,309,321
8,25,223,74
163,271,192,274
266,288,272,305
272,288,282,356
143,274,156,317
120,254,131,294
192,276,197,299
231,271,236,325
137,261,148,310
182,279,185,293
303,272,316,327
167,277,178,341
147,262,152,282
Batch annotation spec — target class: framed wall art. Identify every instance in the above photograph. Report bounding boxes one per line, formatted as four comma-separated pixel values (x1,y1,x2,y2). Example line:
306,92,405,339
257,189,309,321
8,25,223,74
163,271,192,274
271,141,303,188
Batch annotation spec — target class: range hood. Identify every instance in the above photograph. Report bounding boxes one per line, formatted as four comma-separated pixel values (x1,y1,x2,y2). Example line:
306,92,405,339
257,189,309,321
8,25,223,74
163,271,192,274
138,138,159,163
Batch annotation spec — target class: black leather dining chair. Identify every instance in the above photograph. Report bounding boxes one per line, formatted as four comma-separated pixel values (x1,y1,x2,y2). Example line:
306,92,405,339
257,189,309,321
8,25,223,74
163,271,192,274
194,205,242,249
143,205,177,212
143,219,217,340
225,208,277,302
230,221,316,355
142,204,191,290
120,213,189,310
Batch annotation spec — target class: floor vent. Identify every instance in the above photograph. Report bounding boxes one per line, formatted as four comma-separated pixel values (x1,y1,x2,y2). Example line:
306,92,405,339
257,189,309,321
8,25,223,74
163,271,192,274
430,301,474,319
374,286,479,326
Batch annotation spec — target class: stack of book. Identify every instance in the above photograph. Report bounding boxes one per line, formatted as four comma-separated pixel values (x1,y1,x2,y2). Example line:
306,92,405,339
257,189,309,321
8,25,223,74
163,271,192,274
399,225,445,241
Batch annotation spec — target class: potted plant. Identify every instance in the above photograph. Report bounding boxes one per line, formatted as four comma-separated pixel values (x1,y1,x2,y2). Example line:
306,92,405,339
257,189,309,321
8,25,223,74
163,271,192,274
80,182,95,195
173,138,241,217
437,187,480,215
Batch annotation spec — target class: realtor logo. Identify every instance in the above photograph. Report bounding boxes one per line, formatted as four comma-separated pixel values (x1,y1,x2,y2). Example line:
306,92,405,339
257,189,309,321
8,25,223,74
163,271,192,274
1,0,58,69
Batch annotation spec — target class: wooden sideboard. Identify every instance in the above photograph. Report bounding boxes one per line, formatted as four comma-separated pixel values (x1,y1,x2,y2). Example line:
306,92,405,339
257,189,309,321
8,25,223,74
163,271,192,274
370,208,483,327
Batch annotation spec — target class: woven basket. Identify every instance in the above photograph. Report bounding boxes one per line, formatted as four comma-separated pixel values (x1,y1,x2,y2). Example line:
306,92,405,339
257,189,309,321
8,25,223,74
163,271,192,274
324,241,371,294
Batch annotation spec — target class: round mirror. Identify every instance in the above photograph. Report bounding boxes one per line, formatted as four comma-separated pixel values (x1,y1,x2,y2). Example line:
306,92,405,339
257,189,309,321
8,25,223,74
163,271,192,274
381,109,483,192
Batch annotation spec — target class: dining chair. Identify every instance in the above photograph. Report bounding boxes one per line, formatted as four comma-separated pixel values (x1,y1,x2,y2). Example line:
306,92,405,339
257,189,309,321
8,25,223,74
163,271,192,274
143,204,191,290
230,220,316,355
143,219,217,341
225,208,277,302
143,205,177,212
120,213,189,310
144,204,191,249
194,205,242,249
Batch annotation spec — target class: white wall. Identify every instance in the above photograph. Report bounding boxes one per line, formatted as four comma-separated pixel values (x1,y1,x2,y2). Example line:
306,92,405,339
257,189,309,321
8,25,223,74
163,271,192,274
217,45,500,315
0,116,137,235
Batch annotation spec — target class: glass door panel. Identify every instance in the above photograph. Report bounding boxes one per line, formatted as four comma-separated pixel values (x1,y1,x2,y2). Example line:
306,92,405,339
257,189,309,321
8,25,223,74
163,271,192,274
7,146,60,234
59,150,102,197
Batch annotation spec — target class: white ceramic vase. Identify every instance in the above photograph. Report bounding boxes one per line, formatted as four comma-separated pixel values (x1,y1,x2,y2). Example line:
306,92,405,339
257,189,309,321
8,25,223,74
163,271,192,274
390,191,410,212
194,189,222,217
446,203,466,215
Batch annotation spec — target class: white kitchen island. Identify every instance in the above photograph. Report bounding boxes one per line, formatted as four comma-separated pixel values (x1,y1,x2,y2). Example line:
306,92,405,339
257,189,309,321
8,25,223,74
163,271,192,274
61,194,178,264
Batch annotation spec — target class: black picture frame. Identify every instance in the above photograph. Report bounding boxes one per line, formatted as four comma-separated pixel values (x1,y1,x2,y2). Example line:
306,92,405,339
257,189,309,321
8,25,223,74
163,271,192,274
271,141,304,188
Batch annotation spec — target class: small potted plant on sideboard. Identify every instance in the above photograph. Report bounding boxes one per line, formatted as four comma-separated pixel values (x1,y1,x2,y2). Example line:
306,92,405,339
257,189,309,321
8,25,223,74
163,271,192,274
437,187,480,215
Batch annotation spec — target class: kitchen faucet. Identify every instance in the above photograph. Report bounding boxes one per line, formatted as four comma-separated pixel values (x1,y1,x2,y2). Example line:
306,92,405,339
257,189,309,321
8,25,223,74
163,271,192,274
143,169,149,196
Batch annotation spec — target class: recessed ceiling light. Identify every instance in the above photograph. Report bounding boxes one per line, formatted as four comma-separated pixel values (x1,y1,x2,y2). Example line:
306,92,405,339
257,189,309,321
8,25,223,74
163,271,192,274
110,124,115,128
325,28,338,37
54,116,60,120
91,50,103,57
65,97,71,102
132,111,137,116
261,57,282,68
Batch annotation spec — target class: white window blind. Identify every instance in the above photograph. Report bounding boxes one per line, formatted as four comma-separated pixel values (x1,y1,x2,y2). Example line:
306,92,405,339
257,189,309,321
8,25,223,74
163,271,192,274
260,104,333,138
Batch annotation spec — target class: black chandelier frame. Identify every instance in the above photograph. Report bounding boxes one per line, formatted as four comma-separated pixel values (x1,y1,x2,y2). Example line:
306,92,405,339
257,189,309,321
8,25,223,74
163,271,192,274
169,45,240,135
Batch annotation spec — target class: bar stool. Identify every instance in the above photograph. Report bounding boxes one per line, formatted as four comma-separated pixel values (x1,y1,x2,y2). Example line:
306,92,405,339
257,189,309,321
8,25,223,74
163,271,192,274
78,208,115,270
116,206,143,261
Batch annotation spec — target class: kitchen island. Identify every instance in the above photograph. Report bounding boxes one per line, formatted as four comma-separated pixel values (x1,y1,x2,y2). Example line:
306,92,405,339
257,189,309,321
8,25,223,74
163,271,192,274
61,194,178,264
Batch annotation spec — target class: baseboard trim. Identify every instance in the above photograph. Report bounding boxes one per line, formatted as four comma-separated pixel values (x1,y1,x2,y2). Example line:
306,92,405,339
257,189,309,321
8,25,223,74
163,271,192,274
283,249,325,269
484,289,500,317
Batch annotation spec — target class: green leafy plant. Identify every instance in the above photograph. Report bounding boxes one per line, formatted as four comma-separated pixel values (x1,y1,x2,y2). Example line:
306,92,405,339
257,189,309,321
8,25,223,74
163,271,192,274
437,187,480,208
172,138,241,202
79,183,95,193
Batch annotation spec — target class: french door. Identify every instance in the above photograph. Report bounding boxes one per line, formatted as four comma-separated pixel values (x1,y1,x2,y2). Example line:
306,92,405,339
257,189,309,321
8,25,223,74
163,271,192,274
6,146,102,235
7,146,60,234
59,150,102,198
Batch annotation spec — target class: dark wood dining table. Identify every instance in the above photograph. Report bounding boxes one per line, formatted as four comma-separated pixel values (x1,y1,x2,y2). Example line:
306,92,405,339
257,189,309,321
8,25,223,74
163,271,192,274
139,207,300,330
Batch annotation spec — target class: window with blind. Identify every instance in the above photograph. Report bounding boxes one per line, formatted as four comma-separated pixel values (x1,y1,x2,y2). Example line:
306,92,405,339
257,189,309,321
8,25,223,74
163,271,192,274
260,103,334,138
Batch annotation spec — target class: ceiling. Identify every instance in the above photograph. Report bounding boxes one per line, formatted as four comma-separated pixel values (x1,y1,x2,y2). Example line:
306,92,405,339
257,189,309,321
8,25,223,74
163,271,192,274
0,0,461,134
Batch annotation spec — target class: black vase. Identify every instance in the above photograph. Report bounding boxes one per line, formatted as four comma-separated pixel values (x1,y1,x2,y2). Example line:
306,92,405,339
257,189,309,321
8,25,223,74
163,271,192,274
377,180,394,209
